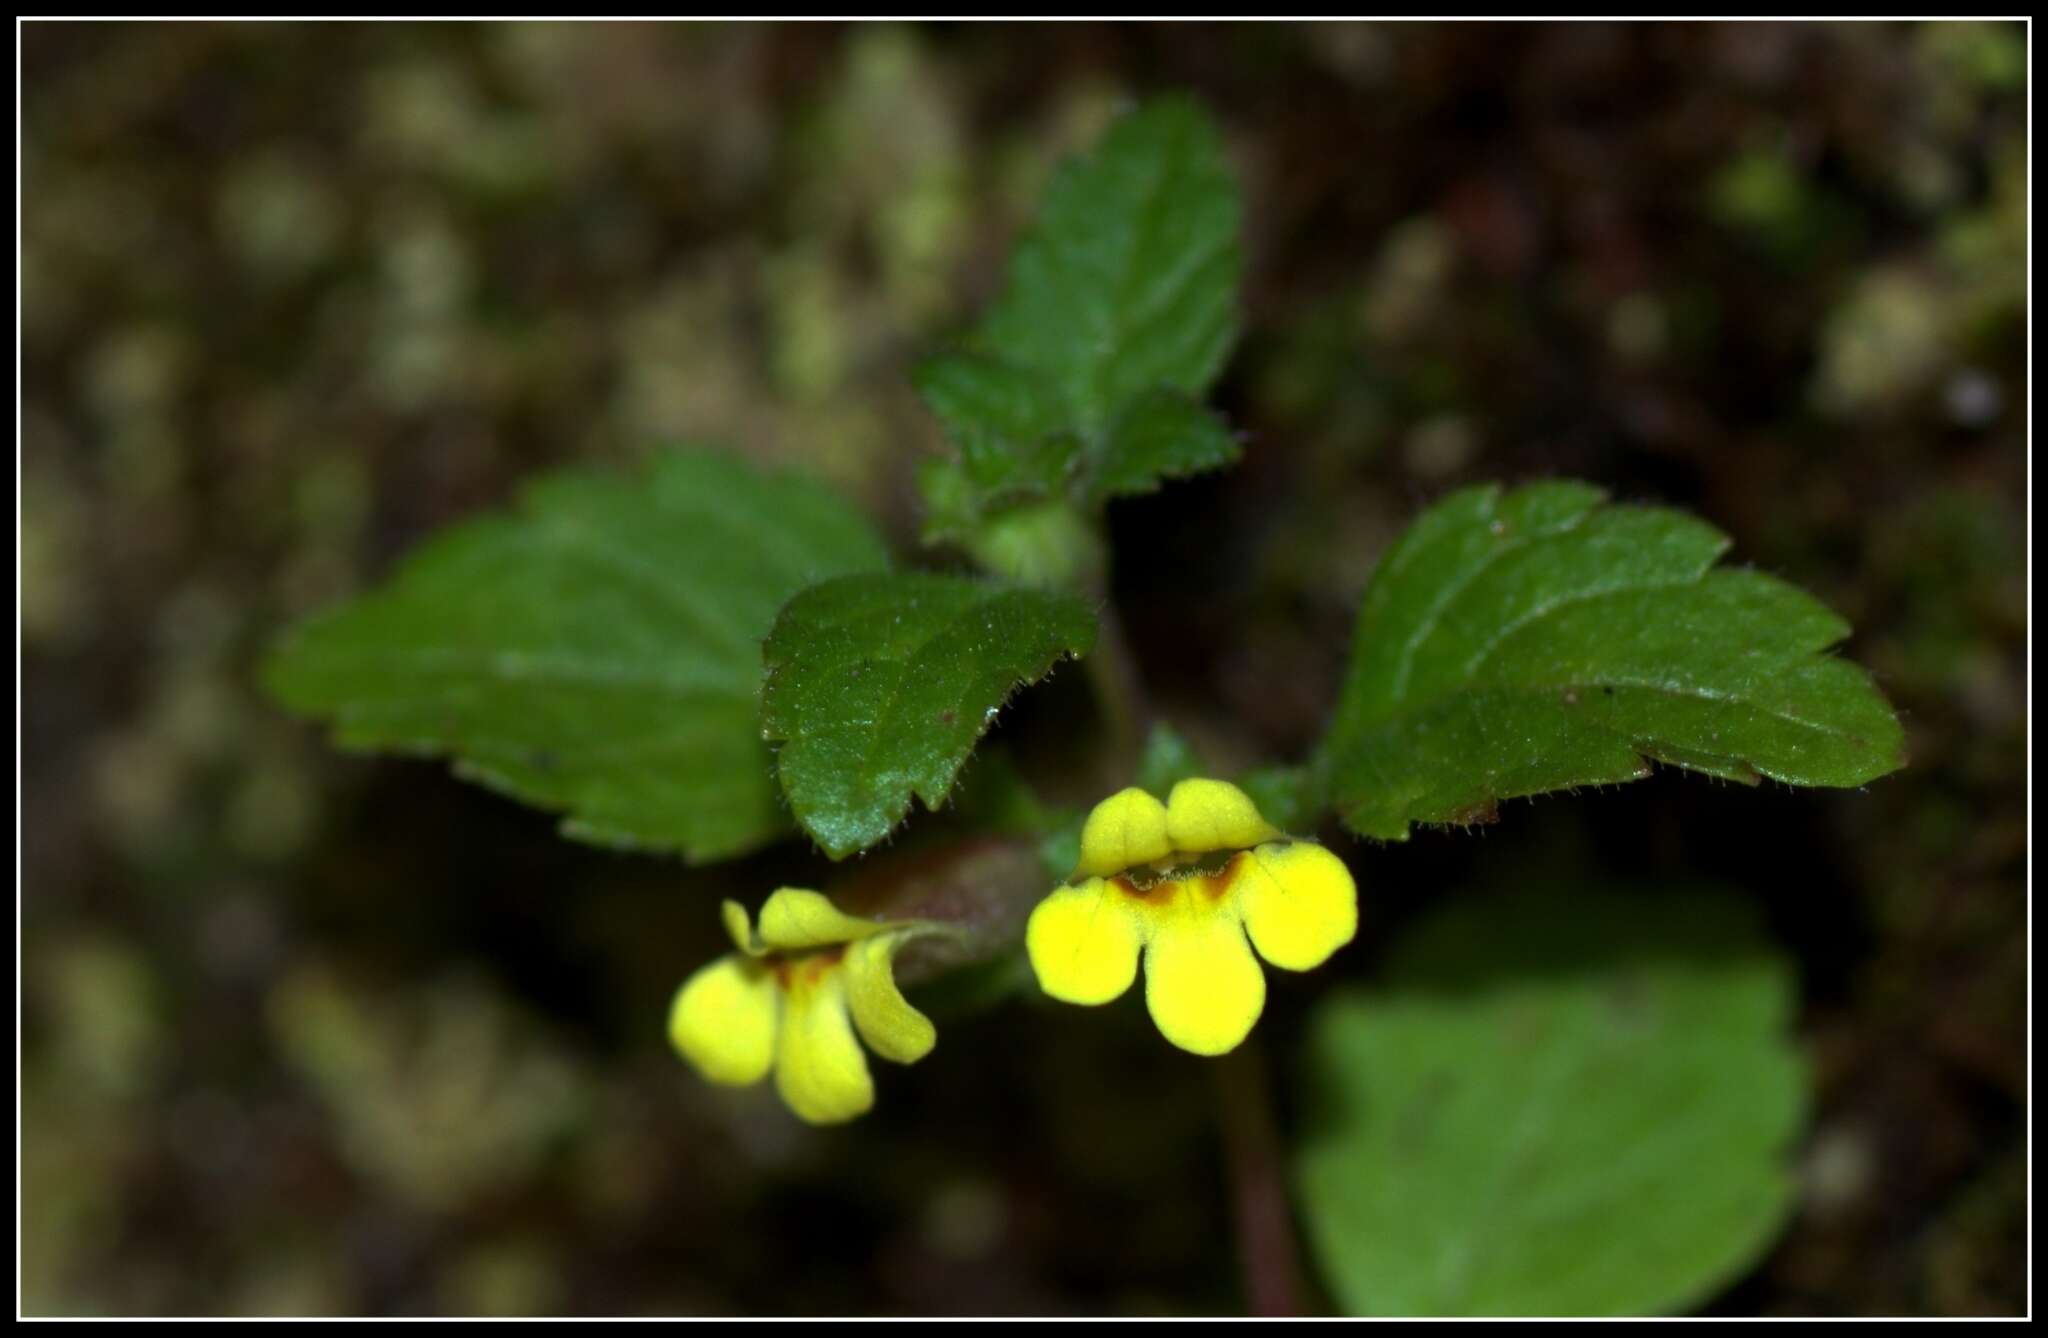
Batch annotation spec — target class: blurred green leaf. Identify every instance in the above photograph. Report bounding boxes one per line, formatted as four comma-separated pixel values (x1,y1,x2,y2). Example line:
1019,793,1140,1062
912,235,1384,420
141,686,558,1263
941,744,1067,845
263,450,888,861
761,571,1096,858
1093,390,1241,501
916,477,1106,591
914,456,985,545
1316,482,1905,841
913,350,1074,502
918,95,1243,533
1035,820,1084,884
1238,764,1316,834
1133,720,1205,794
1296,885,1806,1317
1706,147,1864,269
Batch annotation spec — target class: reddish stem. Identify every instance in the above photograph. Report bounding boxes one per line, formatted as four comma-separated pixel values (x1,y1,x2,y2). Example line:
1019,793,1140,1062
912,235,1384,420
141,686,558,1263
1211,1037,1310,1317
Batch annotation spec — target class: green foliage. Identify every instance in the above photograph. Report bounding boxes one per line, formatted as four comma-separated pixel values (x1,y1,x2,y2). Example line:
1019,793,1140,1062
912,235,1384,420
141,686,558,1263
919,486,1106,590
918,95,1243,541
1093,391,1241,500
1237,764,1316,834
1316,482,1905,841
1133,720,1205,794
1035,822,1084,885
939,745,1061,838
760,571,1097,859
1707,147,1863,269
1296,886,1806,1317
914,352,1075,507
980,95,1240,434
262,450,888,861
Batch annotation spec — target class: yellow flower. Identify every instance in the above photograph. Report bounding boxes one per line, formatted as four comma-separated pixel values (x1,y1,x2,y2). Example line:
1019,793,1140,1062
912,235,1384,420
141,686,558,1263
1026,779,1357,1056
668,888,944,1125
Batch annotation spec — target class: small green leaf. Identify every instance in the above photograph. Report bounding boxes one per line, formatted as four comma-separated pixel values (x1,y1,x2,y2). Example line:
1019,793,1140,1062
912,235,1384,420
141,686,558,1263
983,95,1240,438
917,95,1244,532
263,450,889,861
1317,482,1905,840
1296,885,1807,1317
761,571,1097,858
912,351,1073,503
914,457,983,545
1093,390,1242,501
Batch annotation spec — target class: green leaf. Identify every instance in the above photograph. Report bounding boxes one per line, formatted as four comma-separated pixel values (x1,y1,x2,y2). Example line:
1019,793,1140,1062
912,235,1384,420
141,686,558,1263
761,571,1097,859
917,95,1244,530
983,95,1240,437
1093,390,1242,501
263,450,888,861
1296,885,1807,1317
912,351,1073,503
1316,482,1905,840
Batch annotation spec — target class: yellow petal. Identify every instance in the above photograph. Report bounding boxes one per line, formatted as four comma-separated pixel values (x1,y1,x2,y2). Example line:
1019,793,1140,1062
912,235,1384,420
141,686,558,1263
842,932,936,1064
1075,787,1172,878
1143,907,1266,1056
1165,778,1285,855
1238,842,1358,972
721,900,757,955
774,963,874,1124
756,887,887,951
668,954,778,1086
1025,878,1142,1005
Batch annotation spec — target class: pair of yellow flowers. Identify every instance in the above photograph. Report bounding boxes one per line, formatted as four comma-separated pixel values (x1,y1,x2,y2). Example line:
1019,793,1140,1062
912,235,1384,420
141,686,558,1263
669,778,1357,1124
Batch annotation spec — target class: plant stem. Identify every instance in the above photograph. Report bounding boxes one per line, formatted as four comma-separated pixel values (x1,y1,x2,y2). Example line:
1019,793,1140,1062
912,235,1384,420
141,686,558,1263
1212,1037,1309,1317
1084,601,1150,768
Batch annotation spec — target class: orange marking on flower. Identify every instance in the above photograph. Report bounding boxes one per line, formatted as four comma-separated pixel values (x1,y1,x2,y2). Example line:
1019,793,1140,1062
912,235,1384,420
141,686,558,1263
1112,874,1173,904
772,944,848,990
1195,851,1247,901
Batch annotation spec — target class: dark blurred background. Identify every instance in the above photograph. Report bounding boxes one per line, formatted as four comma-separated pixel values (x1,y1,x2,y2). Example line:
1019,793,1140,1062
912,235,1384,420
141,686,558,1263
20,21,2025,1316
